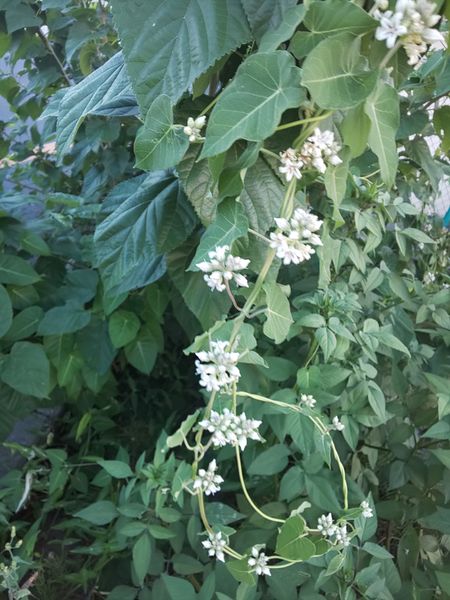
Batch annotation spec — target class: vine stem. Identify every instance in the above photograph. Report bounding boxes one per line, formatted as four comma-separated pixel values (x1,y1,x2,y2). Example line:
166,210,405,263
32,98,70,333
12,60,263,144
197,492,243,560
276,111,333,132
379,41,402,70
199,94,220,116
36,27,72,86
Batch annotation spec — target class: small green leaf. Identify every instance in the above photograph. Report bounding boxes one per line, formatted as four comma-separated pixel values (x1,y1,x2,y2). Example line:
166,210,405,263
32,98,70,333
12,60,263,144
38,303,91,335
276,515,316,560
258,5,306,53
167,410,200,448
107,586,138,600
97,460,134,478
1,342,50,399
134,95,189,171
315,327,337,362
248,444,290,476
0,254,40,286
125,324,161,374
3,306,43,341
226,558,256,586
263,283,293,344
108,310,140,348
0,284,13,337
133,532,152,586
74,500,118,525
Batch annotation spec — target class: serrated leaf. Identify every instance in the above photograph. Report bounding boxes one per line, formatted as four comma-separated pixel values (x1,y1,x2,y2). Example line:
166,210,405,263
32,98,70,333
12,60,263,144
302,34,377,110
201,51,304,158
364,82,399,189
111,0,251,114
263,283,293,344
134,95,189,171
189,198,249,269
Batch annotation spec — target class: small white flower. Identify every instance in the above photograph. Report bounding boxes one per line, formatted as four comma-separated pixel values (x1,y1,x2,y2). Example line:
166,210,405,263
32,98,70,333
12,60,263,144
197,245,250,293
248,546,271,576
331,416,345,431
199,408,263,451
195,340,241,392
423,271,436,285
335,523,351,547
361,500,374,518
193,459,224,496
317,513,337,537
300,394,316,408
279,148,303,182
183,115,206,142
375,10,408,48
202,531,227,562
270,207,323,266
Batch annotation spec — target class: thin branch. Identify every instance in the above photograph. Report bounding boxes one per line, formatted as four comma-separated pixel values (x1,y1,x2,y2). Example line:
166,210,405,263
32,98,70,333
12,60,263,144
36,27,72,86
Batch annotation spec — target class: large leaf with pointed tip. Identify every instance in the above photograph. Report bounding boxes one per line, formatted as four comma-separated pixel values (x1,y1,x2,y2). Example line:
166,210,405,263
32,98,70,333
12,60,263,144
56,52,135,158
201,51,304,158
94,172,196,294
188,199,249,270
302,34,377,110
110,0,251,114
258,5,306,53
364,81,400,189
290,0,377,58
134,95,189,171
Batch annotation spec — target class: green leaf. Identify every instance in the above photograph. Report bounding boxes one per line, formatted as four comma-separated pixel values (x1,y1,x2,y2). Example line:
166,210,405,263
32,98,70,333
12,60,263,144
302,34,377,110
241,0,297,40
56,52,134,157
0,254,40,286
172,554,204,575
275,515,316,560
325,552,345,575
364,82,400,189
189,198,249,269
94,172,196,294
340,103,370,157
97,460,134,478
226,558,256,586
362,542,393,559
162,574,197,600
76,317,116,375
290,0,376,58
401,227,435,244
376,330,411,357
0,284,13,337
125,324,161,374
108,310,141,348
133,532,152,586
167,410,200,448
134,95,189,171
315,327,337,362
263,283,293,344
1,342,50,399
201,51,303,158
258,5,306,53
110,0,251,114
324,148,350,222
248,444,290,475
433,105,450,153
107,586,138,600
5,3,42,33
74,500,119,525
38,303,91,335
430,449,450,469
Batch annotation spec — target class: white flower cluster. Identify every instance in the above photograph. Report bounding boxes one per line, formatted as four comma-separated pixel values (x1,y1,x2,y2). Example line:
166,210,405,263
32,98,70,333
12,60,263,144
197,245,250,293
248,546,271,576
331,416,345,431
361,500,374,518
195,340,241,392
270,207,323,265
423,271,436,285
183,115,206,142
199,408,263,451
193,459,224,496
300,393,317,408
317,514,350,547
375,0,445,65
278,129,342,182
202,531,227,562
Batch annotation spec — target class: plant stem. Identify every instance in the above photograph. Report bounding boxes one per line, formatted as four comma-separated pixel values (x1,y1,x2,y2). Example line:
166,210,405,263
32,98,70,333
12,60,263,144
276,111,333,132
200,94,220,116
36,28,72,86
248,228,271,243
379,41,402,70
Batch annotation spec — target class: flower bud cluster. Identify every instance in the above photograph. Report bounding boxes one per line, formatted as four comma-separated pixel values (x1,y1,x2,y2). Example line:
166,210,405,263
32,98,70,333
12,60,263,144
197,245,250,293
270,207,323,265
300,393,317,408
375,0,445,65
193,459,224,496
317,514,350,546
195,340,241,392
184,115,206,142
199,408,263,451
278,129,342,182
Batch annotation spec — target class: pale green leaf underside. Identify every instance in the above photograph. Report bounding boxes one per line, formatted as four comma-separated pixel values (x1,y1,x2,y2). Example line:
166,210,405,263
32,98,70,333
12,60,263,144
110,0,251,114
201,51,304,158
263,282,293,344
134,94,189,171
302,34,378,109
364,81,400,189
258,5,306,53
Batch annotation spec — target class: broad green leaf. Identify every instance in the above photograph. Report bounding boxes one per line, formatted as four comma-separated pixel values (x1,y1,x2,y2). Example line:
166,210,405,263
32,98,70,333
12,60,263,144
74,500,118,525
226,558,256,586
364,82,399,188
110,0,251,113
362,542,393,560
108,310,140,348
430,449,450,469
201,51,303,158
376,330,410,357
325,552,345,575
189,198,249,269
305,474,342,513
1,342,50,399
38,303,91,335
241,0,297,40
133,532,152,586
172,554,204,575
263,283,293,344
76,317,116,375
94,172,196,294
5,3,42,33
167,410,200,448
340,103,370,157
162,574,197,600
107,586,138,600
324,148,350,222
57,352,83,388
248,444,290,475
276,515,316,560
401,227,435,244
0,254,40,286
0,284,13,337
56,52,134,157
290,0,377,58
125,324,161,374
315,327,337,362
258,5,306,53
97,460,134,478
302,34,377,110
134,95,189,171
20,231,50,256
